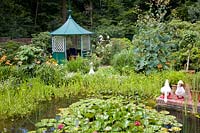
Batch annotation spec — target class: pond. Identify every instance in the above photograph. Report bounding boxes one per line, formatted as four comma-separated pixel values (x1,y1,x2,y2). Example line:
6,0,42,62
0,97,80,133
157,106,200,133
0,98,200,133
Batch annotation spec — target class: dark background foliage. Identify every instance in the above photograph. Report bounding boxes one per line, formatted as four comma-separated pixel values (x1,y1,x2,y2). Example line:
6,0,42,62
0,0,199,38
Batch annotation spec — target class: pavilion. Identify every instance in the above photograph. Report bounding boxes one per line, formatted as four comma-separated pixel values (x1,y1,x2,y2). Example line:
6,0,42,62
50,10,93,63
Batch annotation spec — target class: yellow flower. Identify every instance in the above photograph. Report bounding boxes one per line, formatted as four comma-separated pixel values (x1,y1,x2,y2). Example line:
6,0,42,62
1,55,7,61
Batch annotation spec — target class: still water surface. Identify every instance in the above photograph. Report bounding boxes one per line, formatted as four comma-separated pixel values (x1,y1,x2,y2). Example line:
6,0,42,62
0,98,200,133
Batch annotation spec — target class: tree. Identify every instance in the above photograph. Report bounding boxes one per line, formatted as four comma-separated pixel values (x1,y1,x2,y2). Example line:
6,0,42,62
168,19,200,70
62,0,67,23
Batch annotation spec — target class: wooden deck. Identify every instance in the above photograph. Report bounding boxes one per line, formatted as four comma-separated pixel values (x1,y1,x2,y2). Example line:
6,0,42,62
156,86,200,113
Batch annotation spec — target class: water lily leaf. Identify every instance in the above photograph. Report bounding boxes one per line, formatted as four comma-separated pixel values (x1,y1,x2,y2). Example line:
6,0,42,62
49,119,57,123
159,111,170,115
35,122,46,128
150,125,161,131
112,126,122,132
41,119,49,123
27,131,36,133
46,123,54,127
195,114,200,118
171,127,181,131
104,126,112,131
173,123,183,127
36,128,47,132
102,114,109,120
91,105,99,109
94,121,101,130
32,98,182,132
85,112,95,119
123,120,130,128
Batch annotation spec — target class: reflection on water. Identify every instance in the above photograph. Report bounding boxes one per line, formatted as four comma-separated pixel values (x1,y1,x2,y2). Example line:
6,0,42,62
157,106,200,133
0,97,80,133
0,98,200,133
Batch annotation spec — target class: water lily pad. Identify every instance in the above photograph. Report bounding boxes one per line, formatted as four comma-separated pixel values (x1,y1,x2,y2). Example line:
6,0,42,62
173,123,183,127
33,98,182,132
170,127,181,131
35,122,46,128
104,126,112,131
159,111,170,115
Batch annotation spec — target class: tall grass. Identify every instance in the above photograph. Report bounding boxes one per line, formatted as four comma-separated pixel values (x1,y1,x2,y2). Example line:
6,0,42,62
0,65,191,119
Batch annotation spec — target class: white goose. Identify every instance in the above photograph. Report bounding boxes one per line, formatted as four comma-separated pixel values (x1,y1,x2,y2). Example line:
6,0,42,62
89,62,95,75
175,80,185,99
161,79,172,103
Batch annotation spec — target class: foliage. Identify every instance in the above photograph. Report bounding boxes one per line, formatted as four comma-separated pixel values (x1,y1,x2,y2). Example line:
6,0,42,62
191,72,200,91
175,1,200,22
15,45,44,65
168,20,200,70
0,0,199,39
0,78,54,119
88,54,101,71
95,25,126,38
0,41,24,65
95,38,132,65
162,70,188,85
111,49,135,75
33,97,182,133
35,64,65,87
0,66,36,83
0,64,192,120
0,41,21,56
0,0,33,37
31,32,51,54
132,17,174,74
63,57,90,74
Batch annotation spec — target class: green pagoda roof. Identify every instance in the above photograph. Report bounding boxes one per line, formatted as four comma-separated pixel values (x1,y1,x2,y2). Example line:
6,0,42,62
51,13,93,35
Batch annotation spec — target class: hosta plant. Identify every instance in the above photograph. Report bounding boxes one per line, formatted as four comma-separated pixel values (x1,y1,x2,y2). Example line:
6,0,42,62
31,97,182,133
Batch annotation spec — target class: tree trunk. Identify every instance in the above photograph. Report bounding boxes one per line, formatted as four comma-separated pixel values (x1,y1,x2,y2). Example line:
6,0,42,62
62,0,67,23
89,0,93,27
186,50,190,71
34,0,39,26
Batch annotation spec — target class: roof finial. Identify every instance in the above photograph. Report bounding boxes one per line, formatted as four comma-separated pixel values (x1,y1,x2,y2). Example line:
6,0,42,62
68,0,72,16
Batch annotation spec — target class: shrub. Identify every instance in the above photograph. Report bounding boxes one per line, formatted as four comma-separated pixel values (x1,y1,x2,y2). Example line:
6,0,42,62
31,32,51,54
63,57,90,74
111,49,135,74
161,70,188,85
0,41,24,65
35,64,65,86
15,45,44,65
132,17,174,74
95,38,132,65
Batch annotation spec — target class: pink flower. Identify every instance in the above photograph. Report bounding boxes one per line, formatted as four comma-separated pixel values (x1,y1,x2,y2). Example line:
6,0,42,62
134,121,141,126
93,131,98,133
58,124,64,130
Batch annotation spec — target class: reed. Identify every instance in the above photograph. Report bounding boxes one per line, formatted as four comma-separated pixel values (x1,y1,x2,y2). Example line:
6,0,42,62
0,65,191,119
